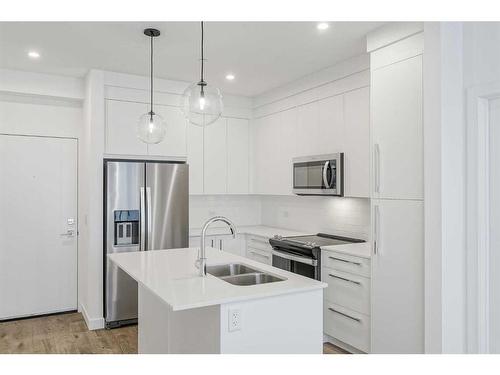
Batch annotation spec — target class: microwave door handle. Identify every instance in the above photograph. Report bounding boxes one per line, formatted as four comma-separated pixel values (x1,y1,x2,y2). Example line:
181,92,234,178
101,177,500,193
322,160,330,188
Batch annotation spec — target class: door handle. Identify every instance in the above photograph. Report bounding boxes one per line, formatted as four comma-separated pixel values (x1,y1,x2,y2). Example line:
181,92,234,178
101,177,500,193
322,160,331,188
219,239,223,251
328,273,361,285
328,256,361,266
328,307,361,323
140,187,146,251
146,187,152,251
60,229,75,237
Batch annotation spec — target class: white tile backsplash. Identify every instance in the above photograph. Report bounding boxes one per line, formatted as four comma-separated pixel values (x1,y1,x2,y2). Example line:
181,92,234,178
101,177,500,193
189,195,262,229
190,194,371,241
260,195,370,240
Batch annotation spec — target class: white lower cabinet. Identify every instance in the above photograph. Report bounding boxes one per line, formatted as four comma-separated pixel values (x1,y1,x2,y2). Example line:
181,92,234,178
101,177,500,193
189,234,246,257
245,235,273,265
371,199,424,353
322,250,371,353
323,302,371,353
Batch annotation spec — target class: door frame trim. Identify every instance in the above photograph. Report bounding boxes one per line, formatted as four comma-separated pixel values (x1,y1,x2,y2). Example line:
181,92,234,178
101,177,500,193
466,80,500,353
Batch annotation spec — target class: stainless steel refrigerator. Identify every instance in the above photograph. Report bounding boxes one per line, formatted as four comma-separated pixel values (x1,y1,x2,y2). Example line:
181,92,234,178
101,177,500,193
104,160,188,328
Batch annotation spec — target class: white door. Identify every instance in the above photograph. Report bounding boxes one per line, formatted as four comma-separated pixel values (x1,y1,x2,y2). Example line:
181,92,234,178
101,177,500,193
489,97,500,353
371,55,423,200
187,122,204,194
371,199,424,353
0,135,77,320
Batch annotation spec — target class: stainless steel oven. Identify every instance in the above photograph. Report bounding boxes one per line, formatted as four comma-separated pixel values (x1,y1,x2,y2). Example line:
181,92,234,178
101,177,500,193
292,153,343,196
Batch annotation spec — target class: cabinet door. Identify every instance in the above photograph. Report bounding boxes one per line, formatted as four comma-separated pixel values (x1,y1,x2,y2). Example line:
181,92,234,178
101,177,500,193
148,105,187,158
227,118,249,194
187,123,204,194
318,94,344,155
371,199,424,353
277,109,297,195
106,100,148,156
255,115,274,194
295,101,319,157
371,55,423,199
204,118,227,194
344,87,370,198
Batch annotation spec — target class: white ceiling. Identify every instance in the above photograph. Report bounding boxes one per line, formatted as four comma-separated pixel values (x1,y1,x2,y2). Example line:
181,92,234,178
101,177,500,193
0,22,383,97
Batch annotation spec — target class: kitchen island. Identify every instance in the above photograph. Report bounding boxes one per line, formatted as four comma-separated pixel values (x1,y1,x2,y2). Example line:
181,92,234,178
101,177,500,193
108,247,326,354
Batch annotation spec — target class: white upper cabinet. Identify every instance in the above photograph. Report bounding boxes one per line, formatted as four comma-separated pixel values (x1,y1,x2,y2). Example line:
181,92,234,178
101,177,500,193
227,118,249,194
187,122,204,194
344,87,370,198
148,104,187,158
204,118,227,194
105,100,187,158
371,55,423,200
318,94,344,155
295,101,319,157
106,100,148,156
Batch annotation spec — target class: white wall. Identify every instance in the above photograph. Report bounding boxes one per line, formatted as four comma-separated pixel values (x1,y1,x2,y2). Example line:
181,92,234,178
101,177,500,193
261,196,370,240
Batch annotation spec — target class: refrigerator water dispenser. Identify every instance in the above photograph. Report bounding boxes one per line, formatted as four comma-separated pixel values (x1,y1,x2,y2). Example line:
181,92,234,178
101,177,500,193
114,210,139,246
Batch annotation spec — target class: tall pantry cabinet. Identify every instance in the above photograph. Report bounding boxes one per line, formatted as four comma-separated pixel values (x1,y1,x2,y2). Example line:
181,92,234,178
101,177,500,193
368,26,424,353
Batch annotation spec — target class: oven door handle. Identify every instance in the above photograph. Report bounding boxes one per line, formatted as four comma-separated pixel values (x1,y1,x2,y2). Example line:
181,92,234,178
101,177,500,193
271,249,318,266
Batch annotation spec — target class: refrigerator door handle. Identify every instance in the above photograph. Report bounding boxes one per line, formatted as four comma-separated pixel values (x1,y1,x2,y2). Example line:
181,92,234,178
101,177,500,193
140,187,146,251
146,187,152,251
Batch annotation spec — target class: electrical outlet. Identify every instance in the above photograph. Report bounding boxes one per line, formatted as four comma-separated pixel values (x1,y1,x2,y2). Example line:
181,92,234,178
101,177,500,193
228,309,242,332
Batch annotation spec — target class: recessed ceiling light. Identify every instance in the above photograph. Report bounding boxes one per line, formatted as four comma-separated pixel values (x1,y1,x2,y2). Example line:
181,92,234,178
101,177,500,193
317,23,329,31
28,51,40,59
225,74,235,81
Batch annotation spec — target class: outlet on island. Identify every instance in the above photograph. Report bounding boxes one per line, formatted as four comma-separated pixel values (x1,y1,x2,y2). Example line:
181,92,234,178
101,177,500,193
228,308,242,332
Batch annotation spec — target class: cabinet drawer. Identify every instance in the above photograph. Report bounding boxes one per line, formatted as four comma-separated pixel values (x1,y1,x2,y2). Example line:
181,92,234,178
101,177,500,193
322,251,371,277
246,235,272,252
324,302,370,353
246,247,272,265
322,268,370,315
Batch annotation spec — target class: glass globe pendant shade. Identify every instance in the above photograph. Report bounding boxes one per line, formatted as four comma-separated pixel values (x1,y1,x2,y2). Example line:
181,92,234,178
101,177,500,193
137,111,167,144
182,81,223,127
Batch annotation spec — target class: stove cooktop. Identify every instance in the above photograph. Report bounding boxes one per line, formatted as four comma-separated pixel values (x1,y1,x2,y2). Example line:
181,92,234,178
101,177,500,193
271,233,364,249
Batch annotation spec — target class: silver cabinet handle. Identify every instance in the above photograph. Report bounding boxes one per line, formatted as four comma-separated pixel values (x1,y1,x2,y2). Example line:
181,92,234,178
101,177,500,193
328,256,361,266
211,239,215,247
374,143,381,193
140,187,146,251
60,229,75,237
373,204,380,255
219,239,223,251
328,274,361,285
328,307,361,323
249,251,270,259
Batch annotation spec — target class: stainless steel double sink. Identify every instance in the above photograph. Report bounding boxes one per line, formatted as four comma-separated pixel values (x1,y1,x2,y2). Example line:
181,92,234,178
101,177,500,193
206,263,286,286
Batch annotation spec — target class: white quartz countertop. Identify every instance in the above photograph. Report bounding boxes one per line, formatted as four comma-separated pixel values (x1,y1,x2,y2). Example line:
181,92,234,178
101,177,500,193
321,241,371,259
108,247,326,312
189,225,309,238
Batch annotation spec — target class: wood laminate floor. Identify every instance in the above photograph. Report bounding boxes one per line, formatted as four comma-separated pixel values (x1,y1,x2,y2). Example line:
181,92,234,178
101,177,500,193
0,312,347,354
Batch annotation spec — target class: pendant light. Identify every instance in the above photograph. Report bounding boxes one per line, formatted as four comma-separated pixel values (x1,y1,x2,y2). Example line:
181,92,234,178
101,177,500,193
181,21,223,127
137,28,166,144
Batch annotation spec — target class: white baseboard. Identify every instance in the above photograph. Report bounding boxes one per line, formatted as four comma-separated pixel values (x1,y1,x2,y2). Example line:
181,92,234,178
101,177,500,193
80,303,105,331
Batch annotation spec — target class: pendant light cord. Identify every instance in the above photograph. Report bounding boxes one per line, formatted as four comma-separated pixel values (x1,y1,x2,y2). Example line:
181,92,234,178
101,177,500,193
150,34,154,117
200,21,204,84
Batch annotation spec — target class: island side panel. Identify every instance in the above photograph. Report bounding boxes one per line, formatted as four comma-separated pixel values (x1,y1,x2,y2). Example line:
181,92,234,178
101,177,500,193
138,284,220,354
219,289,323,354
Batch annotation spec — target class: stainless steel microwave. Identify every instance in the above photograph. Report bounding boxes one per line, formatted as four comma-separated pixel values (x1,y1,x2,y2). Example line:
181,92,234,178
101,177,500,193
292,153,344,196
